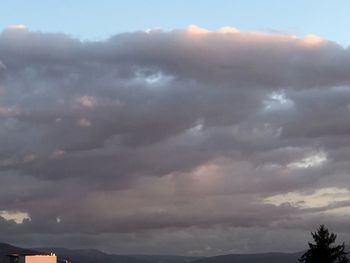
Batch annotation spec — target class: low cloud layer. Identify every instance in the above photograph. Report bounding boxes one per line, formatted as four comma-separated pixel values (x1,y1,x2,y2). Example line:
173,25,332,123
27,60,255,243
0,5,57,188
0,25,350,255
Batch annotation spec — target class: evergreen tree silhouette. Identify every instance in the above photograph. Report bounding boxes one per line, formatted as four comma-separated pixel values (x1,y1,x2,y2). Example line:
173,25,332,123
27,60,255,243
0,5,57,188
299,225,349,263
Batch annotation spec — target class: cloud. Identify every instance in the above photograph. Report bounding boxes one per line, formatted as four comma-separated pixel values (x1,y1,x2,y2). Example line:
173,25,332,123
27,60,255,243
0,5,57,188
302,34,325,46
6,24,27,30
0,210,31,224
77,118,92,127
263,187,350,208
77,95,97,109
0,26,349,254
185,25,210,34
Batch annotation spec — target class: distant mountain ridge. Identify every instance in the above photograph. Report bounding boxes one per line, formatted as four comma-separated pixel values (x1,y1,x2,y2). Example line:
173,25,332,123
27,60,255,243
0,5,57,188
0,243,40,256
36,247,201,263
129,254,203,263
191,252,302,263
191,247,350,263
36,247,149,263
0,242,348,263
0,243,45,263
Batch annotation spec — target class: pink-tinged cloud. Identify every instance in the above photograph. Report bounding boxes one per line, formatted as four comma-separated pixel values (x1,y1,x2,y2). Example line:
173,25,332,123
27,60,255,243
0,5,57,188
0,26,349,255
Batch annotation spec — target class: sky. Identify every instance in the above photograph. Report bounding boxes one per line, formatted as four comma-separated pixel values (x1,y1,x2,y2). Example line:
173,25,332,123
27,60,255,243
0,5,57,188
1,0,350,256
2,0,350,45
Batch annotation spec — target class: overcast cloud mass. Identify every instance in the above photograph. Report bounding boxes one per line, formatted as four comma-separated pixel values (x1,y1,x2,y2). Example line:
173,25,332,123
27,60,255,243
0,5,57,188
0,25,350,255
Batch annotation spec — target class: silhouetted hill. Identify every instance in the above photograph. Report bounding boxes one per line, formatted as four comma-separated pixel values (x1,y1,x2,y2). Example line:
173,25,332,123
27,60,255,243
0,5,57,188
191,252,303,263
0,243,44,263
129,255,203,263
0,242,347,263
0,244,195,263
37,248,202,263
36,247,145,263
0,242,40,256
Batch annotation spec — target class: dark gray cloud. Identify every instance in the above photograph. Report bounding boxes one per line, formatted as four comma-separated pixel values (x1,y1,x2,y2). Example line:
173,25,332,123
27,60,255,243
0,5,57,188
0,25,350,255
